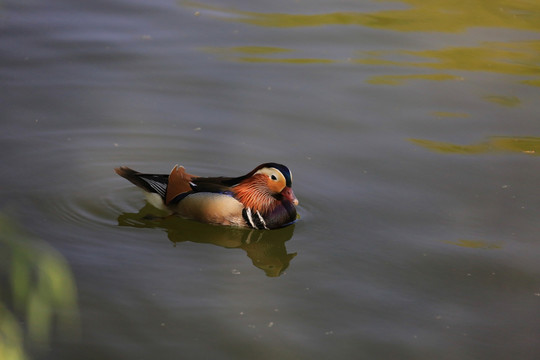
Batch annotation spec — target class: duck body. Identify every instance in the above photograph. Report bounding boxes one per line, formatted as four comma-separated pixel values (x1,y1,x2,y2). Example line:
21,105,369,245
115,163,298,229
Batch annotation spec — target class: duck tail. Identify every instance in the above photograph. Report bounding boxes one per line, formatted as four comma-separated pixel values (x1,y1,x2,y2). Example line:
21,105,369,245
114,166,168,200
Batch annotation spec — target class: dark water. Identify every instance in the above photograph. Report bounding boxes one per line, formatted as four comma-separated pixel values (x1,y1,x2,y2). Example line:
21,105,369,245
1,0,540,359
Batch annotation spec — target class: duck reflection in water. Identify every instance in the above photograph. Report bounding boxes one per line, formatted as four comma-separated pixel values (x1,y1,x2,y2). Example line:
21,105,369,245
117,204,297,277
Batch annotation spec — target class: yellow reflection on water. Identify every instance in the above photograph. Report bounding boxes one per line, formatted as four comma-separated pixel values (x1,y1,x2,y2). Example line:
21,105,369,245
483,95,521,107
184,0,540,32
356,40,540,77
432,112,470,118
201,45,335,63
235,57,335,64
445,239,501,249
521,79,540,87
184,1,540,85
367,73,461,85
410,136,540,155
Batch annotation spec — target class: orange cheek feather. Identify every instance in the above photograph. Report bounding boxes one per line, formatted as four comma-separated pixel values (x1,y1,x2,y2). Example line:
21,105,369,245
267,178,286,193
233,176,276,211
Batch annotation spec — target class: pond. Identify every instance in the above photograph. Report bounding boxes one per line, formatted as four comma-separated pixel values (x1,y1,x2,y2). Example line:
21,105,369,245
1,0,539,359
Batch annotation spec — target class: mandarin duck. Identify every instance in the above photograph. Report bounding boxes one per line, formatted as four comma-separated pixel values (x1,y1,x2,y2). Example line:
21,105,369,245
115,163,298,229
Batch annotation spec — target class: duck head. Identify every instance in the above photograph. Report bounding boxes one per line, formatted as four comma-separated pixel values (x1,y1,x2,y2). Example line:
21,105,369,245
233,163,299,212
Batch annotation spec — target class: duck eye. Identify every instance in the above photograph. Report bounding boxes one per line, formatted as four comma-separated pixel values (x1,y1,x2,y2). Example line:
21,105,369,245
270,174,278,181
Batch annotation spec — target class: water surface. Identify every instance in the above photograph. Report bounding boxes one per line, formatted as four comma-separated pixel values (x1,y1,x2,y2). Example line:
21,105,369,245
1,0,539,359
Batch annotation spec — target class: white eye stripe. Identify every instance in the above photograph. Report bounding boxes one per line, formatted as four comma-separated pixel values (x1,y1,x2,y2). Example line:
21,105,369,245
256,168,284,182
